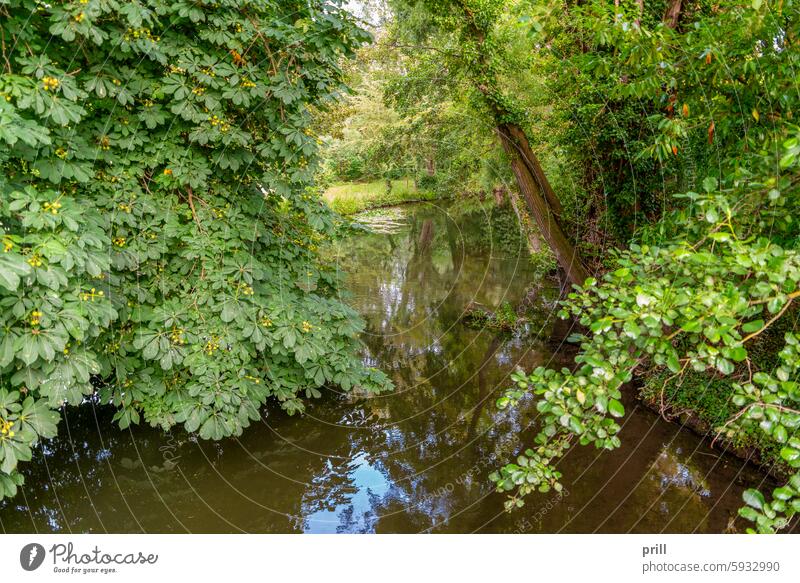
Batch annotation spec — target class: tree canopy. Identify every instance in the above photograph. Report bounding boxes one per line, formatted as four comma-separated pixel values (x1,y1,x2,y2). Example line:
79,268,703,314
0,0,390,500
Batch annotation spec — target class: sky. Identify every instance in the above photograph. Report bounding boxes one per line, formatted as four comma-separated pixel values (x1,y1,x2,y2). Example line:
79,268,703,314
343,0,391,30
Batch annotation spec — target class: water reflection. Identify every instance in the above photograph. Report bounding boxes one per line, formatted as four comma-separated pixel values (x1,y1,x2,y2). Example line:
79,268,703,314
302,452,390,533
0,202,765,533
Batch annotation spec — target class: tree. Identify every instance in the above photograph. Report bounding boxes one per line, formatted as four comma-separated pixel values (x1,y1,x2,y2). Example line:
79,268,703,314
490,0,800,533
391,0,589,285
0,0,391,501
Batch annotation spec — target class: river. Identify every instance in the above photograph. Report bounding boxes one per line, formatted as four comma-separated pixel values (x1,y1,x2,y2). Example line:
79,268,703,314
0,202,766,533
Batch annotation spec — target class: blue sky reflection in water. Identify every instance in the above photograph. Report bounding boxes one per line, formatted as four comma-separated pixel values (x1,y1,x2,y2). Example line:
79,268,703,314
0,202,766,534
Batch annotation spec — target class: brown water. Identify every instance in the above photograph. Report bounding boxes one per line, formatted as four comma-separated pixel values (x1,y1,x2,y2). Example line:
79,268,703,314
0,202,769,533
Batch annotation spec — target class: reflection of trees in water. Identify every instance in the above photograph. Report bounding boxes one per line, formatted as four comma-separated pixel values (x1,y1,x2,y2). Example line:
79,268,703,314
346,335,562,532
299,457,361,522
1,406,198,532
0,202,749,534
301,204,562,531
272,205,543,530
467,336,503,441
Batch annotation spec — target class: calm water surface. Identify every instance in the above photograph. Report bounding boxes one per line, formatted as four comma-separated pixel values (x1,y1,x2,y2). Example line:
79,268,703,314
0,202,768,533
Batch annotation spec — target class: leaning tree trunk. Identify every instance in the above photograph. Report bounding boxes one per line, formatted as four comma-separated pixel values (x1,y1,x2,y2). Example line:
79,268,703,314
497,123,588,286
450,0,589,286
663,0,683,29
505,185,542,254
504,124,564,218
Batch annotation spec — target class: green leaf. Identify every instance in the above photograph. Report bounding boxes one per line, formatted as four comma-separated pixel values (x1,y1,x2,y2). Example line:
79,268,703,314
0,254,32,291
738,506,759,522
715,357,734,375
220,301,239,323
568,416,585,434
666,353,681,373
743,488,766,510
702,176,718,192
729,346,747,362
18,397,59,439
608,399,625,418
0,439,31,474
780,447,800,463
16,336,39,366
623,320,641,339
199,416,225,440
741,320,764,333
680,320,701,333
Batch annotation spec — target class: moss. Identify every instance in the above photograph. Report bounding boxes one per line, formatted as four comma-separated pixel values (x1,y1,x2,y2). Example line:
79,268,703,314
639,313,799,477
640,368,788,475
744,307,798,370
641,370,733,426
495,302,518,329
638,310,800,480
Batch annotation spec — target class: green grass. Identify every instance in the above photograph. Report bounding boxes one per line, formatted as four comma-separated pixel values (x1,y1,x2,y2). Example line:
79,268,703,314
323,178,436,215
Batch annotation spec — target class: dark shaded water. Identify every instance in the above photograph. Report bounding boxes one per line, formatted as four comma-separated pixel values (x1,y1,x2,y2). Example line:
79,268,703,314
0,202,768,533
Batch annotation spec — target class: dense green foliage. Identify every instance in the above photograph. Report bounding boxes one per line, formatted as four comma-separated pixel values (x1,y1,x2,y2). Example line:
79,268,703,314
361,0,800,533
0,0,390,500
315,48,408,183
482,0,800,532
315,23,518,199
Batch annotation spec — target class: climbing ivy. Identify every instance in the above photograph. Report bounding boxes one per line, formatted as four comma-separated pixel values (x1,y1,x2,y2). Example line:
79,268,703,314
0,0,391,501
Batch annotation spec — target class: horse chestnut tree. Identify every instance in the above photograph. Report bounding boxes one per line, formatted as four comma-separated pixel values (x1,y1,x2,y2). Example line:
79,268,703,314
0,0,390,500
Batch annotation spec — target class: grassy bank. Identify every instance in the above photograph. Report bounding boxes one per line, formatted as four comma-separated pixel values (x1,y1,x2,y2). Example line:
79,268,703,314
638,313,797,479
323,178,436,215
639,370,788,480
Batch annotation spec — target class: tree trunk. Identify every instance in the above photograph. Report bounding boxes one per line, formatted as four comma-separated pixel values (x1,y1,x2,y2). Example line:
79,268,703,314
418,218,434,253
452,0,588,286
503,125,564,218
505,186,541,254
663,0,683,29
497,123,588,286
466,335,503,441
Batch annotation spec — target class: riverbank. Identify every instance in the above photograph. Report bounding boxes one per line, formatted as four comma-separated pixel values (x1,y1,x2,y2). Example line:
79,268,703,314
489,283,786,484
323,178,436,215
0,201,755,533
638,371,789,481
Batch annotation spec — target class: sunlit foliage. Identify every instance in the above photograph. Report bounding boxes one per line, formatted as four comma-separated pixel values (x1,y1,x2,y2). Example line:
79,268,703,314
0,0,390,500
488,0,800,533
